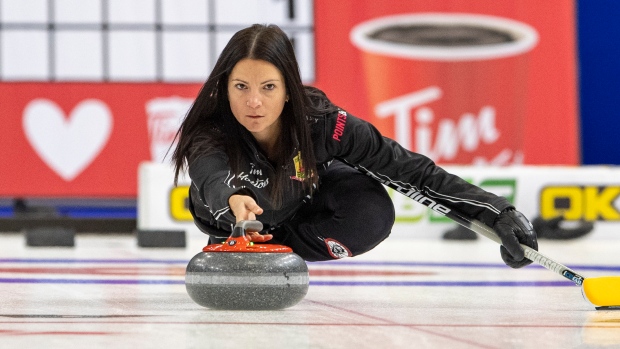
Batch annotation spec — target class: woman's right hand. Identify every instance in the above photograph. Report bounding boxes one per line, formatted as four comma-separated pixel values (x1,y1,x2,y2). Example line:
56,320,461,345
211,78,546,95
228,194,272,242
229,194,264,221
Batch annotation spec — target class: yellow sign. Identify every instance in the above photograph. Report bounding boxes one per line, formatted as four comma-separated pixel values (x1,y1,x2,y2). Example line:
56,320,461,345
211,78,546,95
540,186,620,220
169,186,192,221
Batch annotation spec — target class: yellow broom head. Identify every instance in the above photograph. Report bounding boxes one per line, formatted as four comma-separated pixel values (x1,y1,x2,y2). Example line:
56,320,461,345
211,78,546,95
582,276,620,309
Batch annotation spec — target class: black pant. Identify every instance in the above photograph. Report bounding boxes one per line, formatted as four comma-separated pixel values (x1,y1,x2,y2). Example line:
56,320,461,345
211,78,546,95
271,161,394,261
208,161,395,262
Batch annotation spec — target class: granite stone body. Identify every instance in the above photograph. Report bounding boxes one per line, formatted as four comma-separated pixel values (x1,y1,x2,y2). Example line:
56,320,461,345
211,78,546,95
185,251,309,310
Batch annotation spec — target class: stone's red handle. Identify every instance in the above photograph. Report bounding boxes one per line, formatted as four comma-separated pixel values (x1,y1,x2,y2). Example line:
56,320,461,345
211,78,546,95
202,220,292,253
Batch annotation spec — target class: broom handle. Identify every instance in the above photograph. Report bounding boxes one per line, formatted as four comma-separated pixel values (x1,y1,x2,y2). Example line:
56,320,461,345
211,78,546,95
325,164,587,286
442,206,586,286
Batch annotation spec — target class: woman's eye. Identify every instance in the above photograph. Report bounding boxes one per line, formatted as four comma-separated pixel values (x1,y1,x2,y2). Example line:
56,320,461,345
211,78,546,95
235,83,247,90
264,84,275,90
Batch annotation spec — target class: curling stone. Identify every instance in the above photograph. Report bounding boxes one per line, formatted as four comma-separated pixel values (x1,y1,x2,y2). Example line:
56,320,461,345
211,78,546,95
185,220,309,310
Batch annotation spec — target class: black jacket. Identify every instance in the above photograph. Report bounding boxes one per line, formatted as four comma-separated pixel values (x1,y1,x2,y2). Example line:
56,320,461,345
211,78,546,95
188,109,512,236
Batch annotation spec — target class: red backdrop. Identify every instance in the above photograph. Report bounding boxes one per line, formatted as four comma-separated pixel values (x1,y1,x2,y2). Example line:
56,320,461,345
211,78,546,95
0,0,578,197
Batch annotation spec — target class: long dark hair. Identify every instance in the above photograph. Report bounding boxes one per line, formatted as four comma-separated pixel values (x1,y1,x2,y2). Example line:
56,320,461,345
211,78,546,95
171,24,336,206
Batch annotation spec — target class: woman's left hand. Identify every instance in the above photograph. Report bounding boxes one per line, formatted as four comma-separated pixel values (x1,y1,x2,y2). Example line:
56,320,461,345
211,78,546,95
493,208,539,268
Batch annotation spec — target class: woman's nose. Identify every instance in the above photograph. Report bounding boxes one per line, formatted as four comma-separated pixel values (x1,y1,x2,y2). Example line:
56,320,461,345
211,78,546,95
246,95,262,108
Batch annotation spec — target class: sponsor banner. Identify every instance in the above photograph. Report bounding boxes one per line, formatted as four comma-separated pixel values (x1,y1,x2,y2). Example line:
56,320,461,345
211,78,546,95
390,166,620,239
0,83,199,197
137,162,206,241
139,163,620,240
313,0,579,166
137,162,202,237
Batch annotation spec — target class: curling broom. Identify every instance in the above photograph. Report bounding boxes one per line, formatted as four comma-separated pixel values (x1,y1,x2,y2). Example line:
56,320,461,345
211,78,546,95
355,164,620,309
438,201,620,310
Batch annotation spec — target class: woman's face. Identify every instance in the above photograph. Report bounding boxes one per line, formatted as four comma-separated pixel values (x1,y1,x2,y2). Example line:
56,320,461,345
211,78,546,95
228,58,288,143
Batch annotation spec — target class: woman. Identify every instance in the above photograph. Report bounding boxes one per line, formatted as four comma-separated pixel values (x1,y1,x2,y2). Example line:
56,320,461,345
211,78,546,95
172,24,537,266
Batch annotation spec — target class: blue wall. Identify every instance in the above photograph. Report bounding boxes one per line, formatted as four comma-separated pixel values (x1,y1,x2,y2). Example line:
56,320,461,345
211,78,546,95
578,1,620,165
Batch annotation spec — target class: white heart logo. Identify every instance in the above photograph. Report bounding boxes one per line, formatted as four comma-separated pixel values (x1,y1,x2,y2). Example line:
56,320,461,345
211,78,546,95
23,99,113,181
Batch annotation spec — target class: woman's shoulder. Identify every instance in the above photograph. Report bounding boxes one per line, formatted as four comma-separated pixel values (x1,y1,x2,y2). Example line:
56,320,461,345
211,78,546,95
304,86,339,117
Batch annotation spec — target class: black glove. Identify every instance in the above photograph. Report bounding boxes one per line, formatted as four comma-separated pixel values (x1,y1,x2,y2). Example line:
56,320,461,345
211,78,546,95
493,208,538,268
